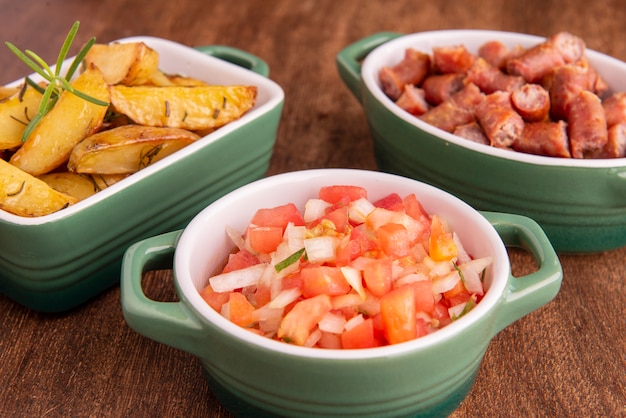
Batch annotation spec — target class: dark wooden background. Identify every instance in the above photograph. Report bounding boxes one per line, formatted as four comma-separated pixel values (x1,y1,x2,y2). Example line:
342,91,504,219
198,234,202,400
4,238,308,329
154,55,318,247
0,1,624,417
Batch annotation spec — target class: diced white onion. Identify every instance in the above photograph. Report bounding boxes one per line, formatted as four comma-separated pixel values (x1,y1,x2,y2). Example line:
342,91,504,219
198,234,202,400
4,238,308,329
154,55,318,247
284,223,306,252
432,270,461,294
304,236,337,263
267,287,302,309
251,305,284,322
348,197,376,223
340,266,366,299
358,290,381,316
304,328,322,347
209,264,268,293
318,311,347,334
448,301,468,320
458,256,492,295
225,225,246,251
453,232,471,264
344,314,365,331
304,199,332,223
394,272,429,288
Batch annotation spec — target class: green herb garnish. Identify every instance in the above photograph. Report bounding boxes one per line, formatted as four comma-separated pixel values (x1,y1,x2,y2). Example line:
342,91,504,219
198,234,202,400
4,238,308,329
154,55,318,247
5,20,109,142
275,248,305,273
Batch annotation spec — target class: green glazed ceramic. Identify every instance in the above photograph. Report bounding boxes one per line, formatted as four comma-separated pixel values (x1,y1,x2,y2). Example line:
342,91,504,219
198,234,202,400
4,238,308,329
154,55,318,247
0,37,284,312
336,31,626,253
121,169,562,418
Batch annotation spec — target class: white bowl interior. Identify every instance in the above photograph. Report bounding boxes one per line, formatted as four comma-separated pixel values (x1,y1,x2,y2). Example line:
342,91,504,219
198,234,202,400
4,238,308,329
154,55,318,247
361,29,626,168
1,36,284,225
175,169,510,360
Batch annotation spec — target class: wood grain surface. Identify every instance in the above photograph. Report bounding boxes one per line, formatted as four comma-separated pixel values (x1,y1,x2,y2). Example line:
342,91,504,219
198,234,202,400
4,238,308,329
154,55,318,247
0,1,624,417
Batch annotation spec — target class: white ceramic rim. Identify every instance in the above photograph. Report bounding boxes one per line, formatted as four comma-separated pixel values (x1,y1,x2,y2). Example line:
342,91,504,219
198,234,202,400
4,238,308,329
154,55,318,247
361,29,626,169
1,36,284,225
174,169,512,360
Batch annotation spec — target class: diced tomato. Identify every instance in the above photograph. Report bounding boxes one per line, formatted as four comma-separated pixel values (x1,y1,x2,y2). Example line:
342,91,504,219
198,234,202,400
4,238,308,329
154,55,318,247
444,279,472,306
410,280,435,314
376,223,410,258
222,249,260,273
228,292,255,327
415,317,430,338
432,301,452,327
254,283,272,308
322,206,349,233
341,318,378,349
403,193,431,224
380,285,416,345
362,258,392,297
429,214,458,261
250,203,305,228
319,185,367,204
247,226,284,254
199,284,229,312
373,193,404,211
278,294,332,345
301,265,351,298
282,272,303,289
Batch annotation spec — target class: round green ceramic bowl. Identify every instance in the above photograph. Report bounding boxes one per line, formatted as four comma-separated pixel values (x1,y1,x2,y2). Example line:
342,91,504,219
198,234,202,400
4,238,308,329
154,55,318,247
121,169,562,418
0,37,284,312
336,30,626,253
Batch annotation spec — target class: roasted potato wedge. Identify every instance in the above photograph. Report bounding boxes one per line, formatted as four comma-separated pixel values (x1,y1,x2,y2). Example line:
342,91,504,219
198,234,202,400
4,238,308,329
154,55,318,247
91,173,130,190
0,159,78,217
84,42,160,86
109,85,257,130
148,71,212,87
39,172,98,201
9,66,110,176
0,86,20,101
0,84,43,150
68,124,200,174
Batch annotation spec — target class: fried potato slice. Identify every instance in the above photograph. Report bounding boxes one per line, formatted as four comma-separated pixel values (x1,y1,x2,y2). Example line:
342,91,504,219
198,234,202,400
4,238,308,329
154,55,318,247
109,85,257,130
9,65,110,176
0,159,78,217
39,172,98,201
84,42,160,86
68,124,201,174
0,83,43,150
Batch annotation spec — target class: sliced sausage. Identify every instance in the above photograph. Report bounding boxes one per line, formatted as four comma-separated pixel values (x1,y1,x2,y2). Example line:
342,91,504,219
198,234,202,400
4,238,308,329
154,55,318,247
421,73,465,105
379,48,431,100
475,91,525,148
466,58,525,94
513,121,571,158
395,85,430,116
567,90,608,158
432,44,476,74
506,42,566,83
419,83,484,133
511,83,550,122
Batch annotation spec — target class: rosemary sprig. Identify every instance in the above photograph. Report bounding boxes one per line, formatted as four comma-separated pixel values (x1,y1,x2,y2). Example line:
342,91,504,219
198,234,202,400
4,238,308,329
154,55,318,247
4,21,109,142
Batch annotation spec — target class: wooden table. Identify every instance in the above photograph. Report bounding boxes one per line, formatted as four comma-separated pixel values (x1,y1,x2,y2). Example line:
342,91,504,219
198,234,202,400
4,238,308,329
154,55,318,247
1,1,624,416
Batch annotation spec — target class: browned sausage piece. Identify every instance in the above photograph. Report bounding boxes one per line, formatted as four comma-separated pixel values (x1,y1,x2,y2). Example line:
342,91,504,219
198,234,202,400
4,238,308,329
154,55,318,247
513,120,571,158
475,91,525,148
567,90,608,158
511,83,550,122
604,122,626,158
506,42,566,83
465,58,525,94
395,85,430,116
432,44,476,74
548,63,591,121
548,31,586,64
602,92,626,128
478,40,510,69
418,83,484,133
453,122,490,145
379,48,432,100
421,73,465,105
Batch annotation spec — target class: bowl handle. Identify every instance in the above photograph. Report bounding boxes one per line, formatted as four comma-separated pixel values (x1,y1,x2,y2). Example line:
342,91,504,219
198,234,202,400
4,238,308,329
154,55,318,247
336,32,401,102
481,212,563,335
194,45,270,77
120,230,205,358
